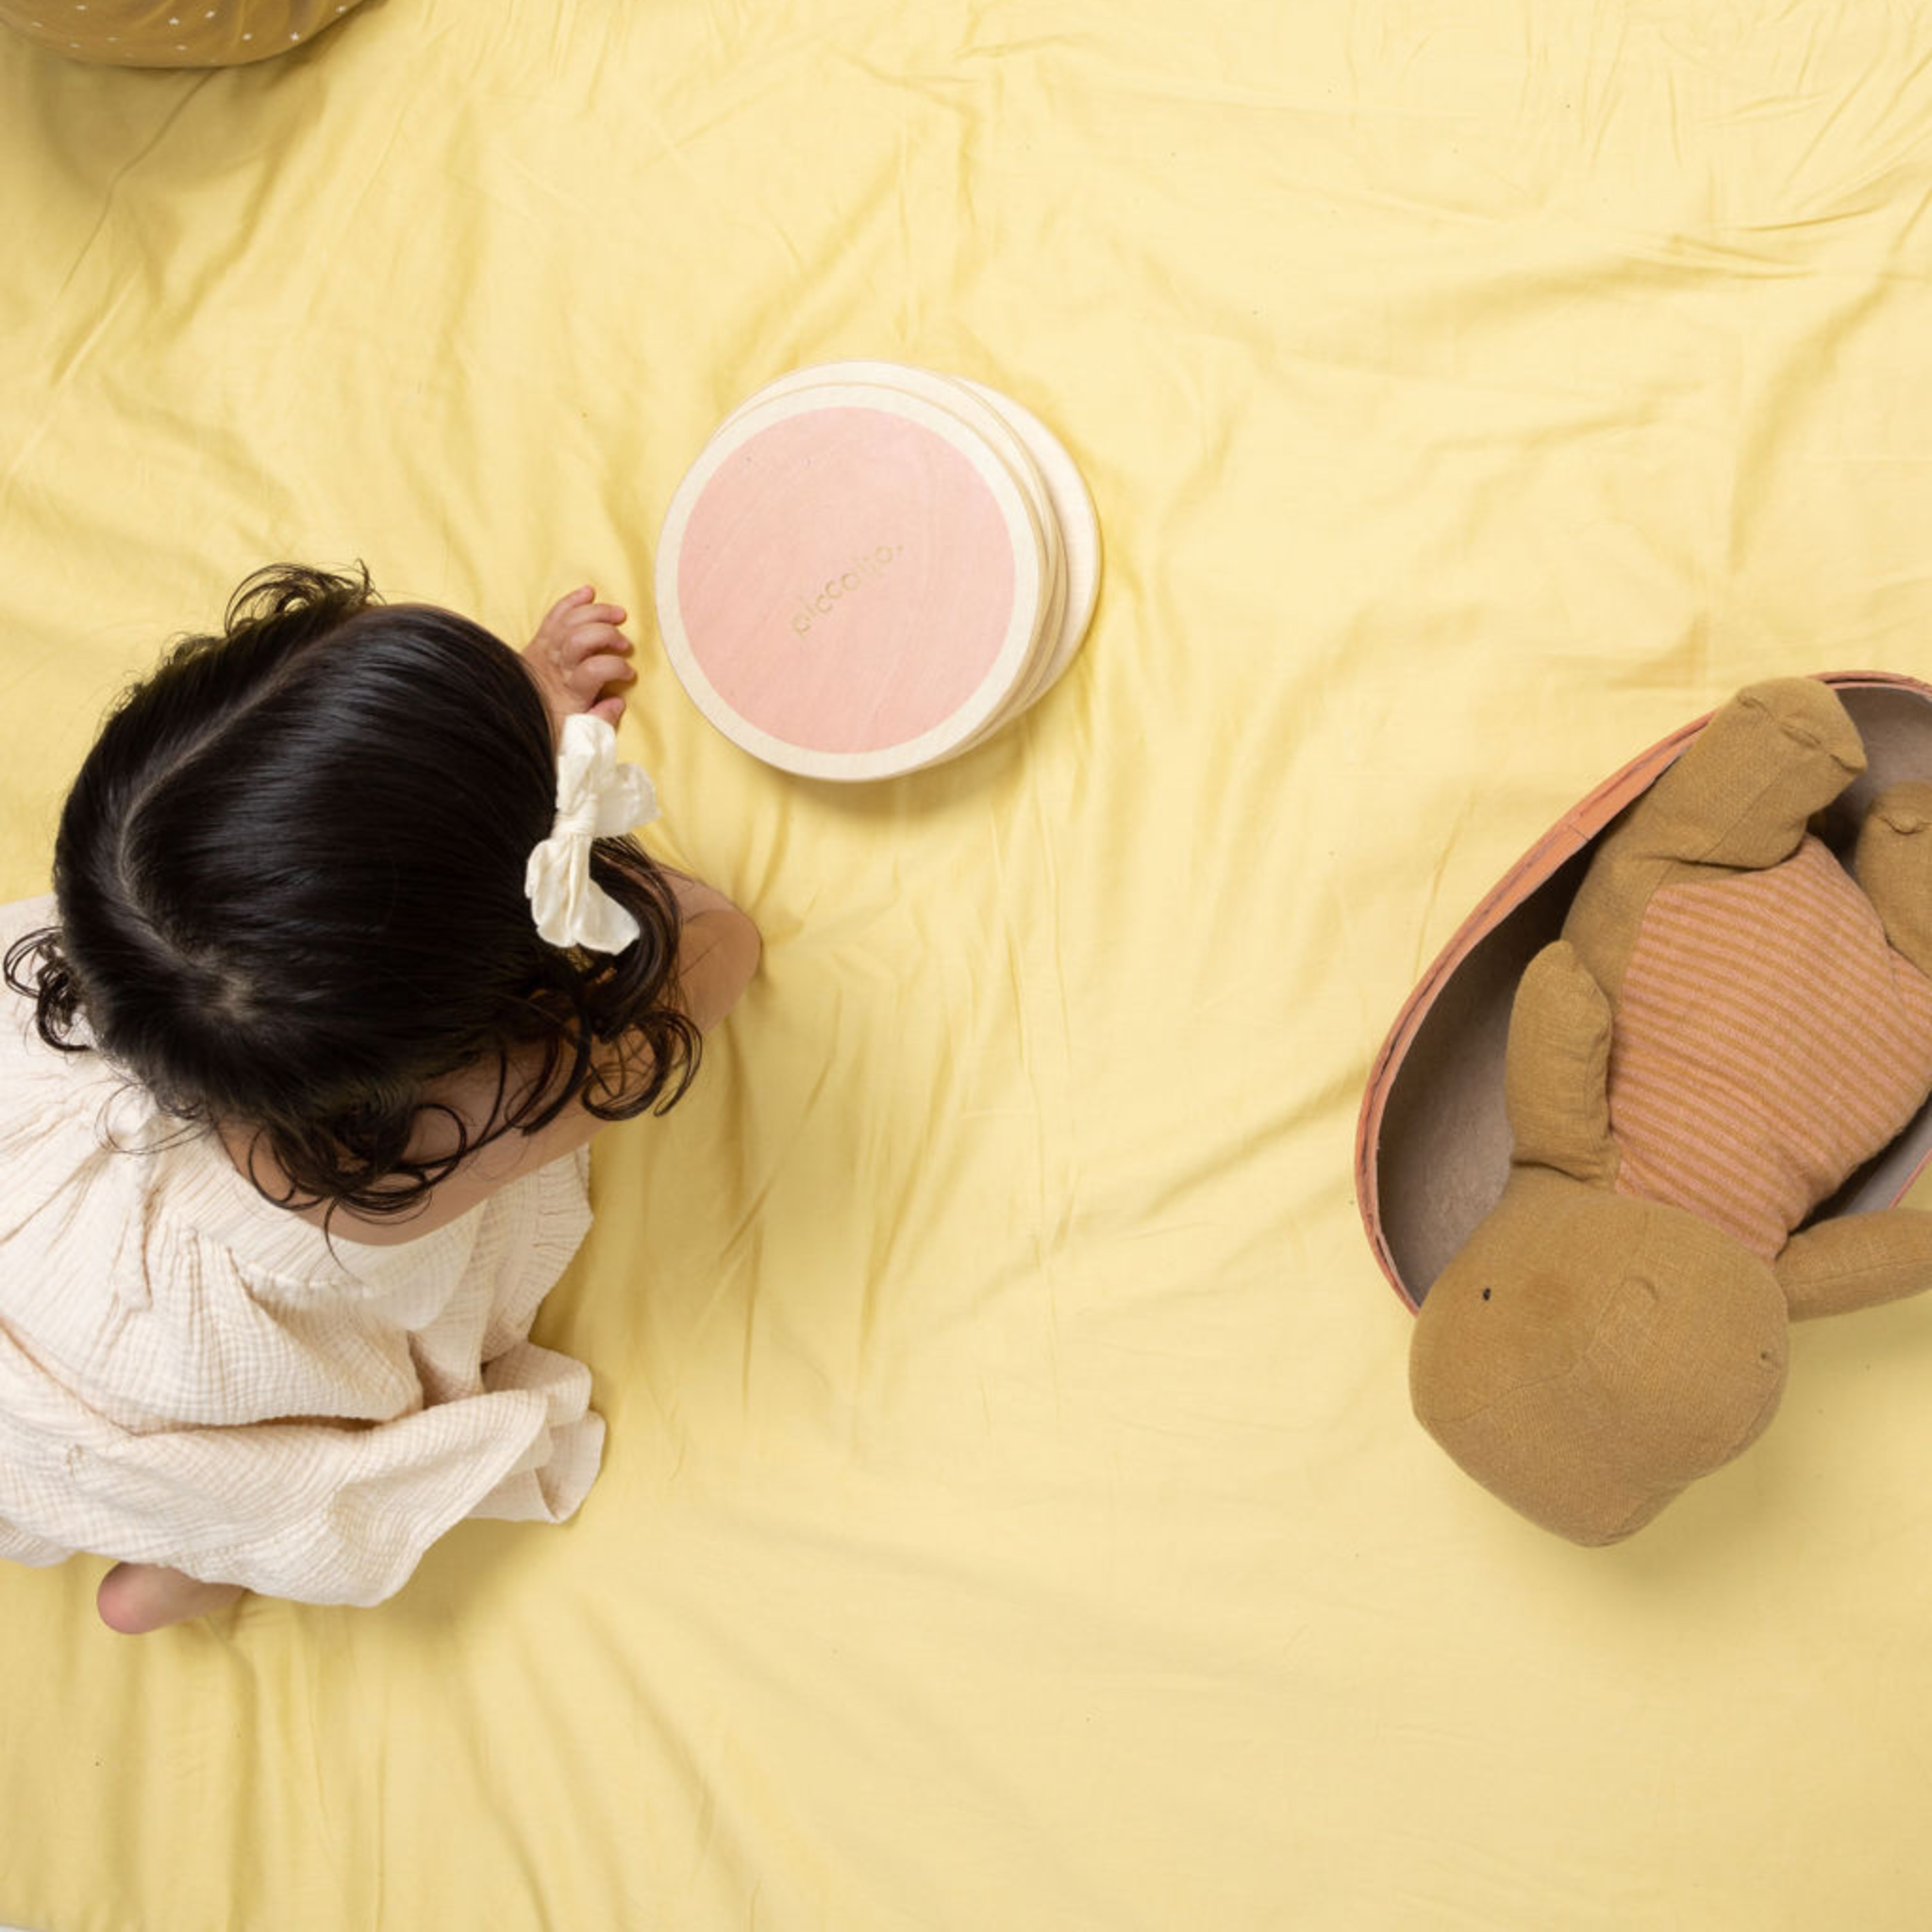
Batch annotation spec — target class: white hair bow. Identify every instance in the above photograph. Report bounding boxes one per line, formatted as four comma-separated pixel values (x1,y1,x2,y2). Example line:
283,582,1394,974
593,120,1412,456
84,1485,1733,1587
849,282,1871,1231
525,713,660,952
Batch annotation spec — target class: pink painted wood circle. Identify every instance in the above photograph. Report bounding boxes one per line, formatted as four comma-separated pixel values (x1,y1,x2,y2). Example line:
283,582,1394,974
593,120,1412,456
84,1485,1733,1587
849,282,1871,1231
655,364,1098,780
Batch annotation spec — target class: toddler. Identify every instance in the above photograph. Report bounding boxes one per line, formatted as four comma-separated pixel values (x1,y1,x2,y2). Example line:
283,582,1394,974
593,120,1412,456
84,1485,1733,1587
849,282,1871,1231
0,564,759,1633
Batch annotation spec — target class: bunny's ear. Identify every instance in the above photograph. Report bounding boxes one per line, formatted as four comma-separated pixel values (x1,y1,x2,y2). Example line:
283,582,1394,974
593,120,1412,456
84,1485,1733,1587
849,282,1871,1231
1504,941,1620,1188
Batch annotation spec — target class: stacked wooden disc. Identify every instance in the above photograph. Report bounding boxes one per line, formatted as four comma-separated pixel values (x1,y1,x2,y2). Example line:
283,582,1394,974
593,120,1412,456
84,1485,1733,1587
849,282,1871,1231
654,360,1101,780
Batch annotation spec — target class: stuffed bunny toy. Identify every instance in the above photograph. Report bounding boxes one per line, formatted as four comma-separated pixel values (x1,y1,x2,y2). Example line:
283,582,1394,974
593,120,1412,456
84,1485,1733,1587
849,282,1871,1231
1411,677,1932,1541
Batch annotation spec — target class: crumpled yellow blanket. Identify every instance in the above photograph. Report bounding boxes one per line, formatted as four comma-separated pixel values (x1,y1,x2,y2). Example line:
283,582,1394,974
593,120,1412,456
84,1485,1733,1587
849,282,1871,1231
4,2,1931,1927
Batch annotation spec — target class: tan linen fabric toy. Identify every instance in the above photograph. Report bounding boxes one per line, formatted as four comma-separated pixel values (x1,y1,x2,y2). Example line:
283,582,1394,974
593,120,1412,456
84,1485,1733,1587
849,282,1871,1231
0,0,364,66
1411,676,1932,1543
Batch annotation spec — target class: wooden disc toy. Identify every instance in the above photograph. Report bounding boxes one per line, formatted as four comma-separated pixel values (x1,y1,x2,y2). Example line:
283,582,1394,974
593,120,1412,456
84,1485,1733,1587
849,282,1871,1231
655,362,1100,780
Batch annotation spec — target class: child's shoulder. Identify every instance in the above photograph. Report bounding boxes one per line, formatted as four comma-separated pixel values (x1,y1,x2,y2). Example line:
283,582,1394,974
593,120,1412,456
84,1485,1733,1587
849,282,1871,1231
219,1049,602,1247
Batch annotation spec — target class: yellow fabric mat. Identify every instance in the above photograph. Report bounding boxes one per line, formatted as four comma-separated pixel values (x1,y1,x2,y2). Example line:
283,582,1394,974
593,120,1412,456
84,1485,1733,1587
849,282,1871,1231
6,3,1932,1926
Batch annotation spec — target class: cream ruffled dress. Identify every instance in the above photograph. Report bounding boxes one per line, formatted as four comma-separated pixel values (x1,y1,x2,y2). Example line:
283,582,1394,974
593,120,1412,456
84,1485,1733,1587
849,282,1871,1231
0,0,364,66
0,896,605,1607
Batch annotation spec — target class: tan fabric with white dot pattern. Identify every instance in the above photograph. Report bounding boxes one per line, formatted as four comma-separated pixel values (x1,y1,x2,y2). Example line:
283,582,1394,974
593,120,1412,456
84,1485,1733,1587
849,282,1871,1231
0,0,365,65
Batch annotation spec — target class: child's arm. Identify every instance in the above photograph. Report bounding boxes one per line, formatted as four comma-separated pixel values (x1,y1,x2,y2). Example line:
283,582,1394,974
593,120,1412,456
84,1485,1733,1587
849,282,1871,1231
661,871,762,1034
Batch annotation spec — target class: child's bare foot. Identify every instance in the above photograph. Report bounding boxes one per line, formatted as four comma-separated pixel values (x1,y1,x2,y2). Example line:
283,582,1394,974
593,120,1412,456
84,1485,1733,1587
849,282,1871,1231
96,1561,246,1634
524,585,637,729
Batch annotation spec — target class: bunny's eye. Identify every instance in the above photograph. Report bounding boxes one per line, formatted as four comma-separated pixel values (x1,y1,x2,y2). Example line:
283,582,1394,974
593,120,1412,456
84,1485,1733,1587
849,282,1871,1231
1481,1287,1492,1302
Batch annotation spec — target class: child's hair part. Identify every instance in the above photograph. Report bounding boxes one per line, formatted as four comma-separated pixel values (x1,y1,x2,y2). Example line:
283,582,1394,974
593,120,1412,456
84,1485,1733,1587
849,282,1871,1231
5,564,698,1218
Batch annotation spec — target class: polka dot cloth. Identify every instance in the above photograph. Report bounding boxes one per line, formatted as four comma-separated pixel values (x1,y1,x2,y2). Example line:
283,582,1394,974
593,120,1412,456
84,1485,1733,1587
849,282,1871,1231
0,0,364,65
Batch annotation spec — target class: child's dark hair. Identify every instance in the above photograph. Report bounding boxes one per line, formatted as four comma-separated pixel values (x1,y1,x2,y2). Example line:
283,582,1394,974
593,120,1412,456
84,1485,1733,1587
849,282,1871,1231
4,564,698,1219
